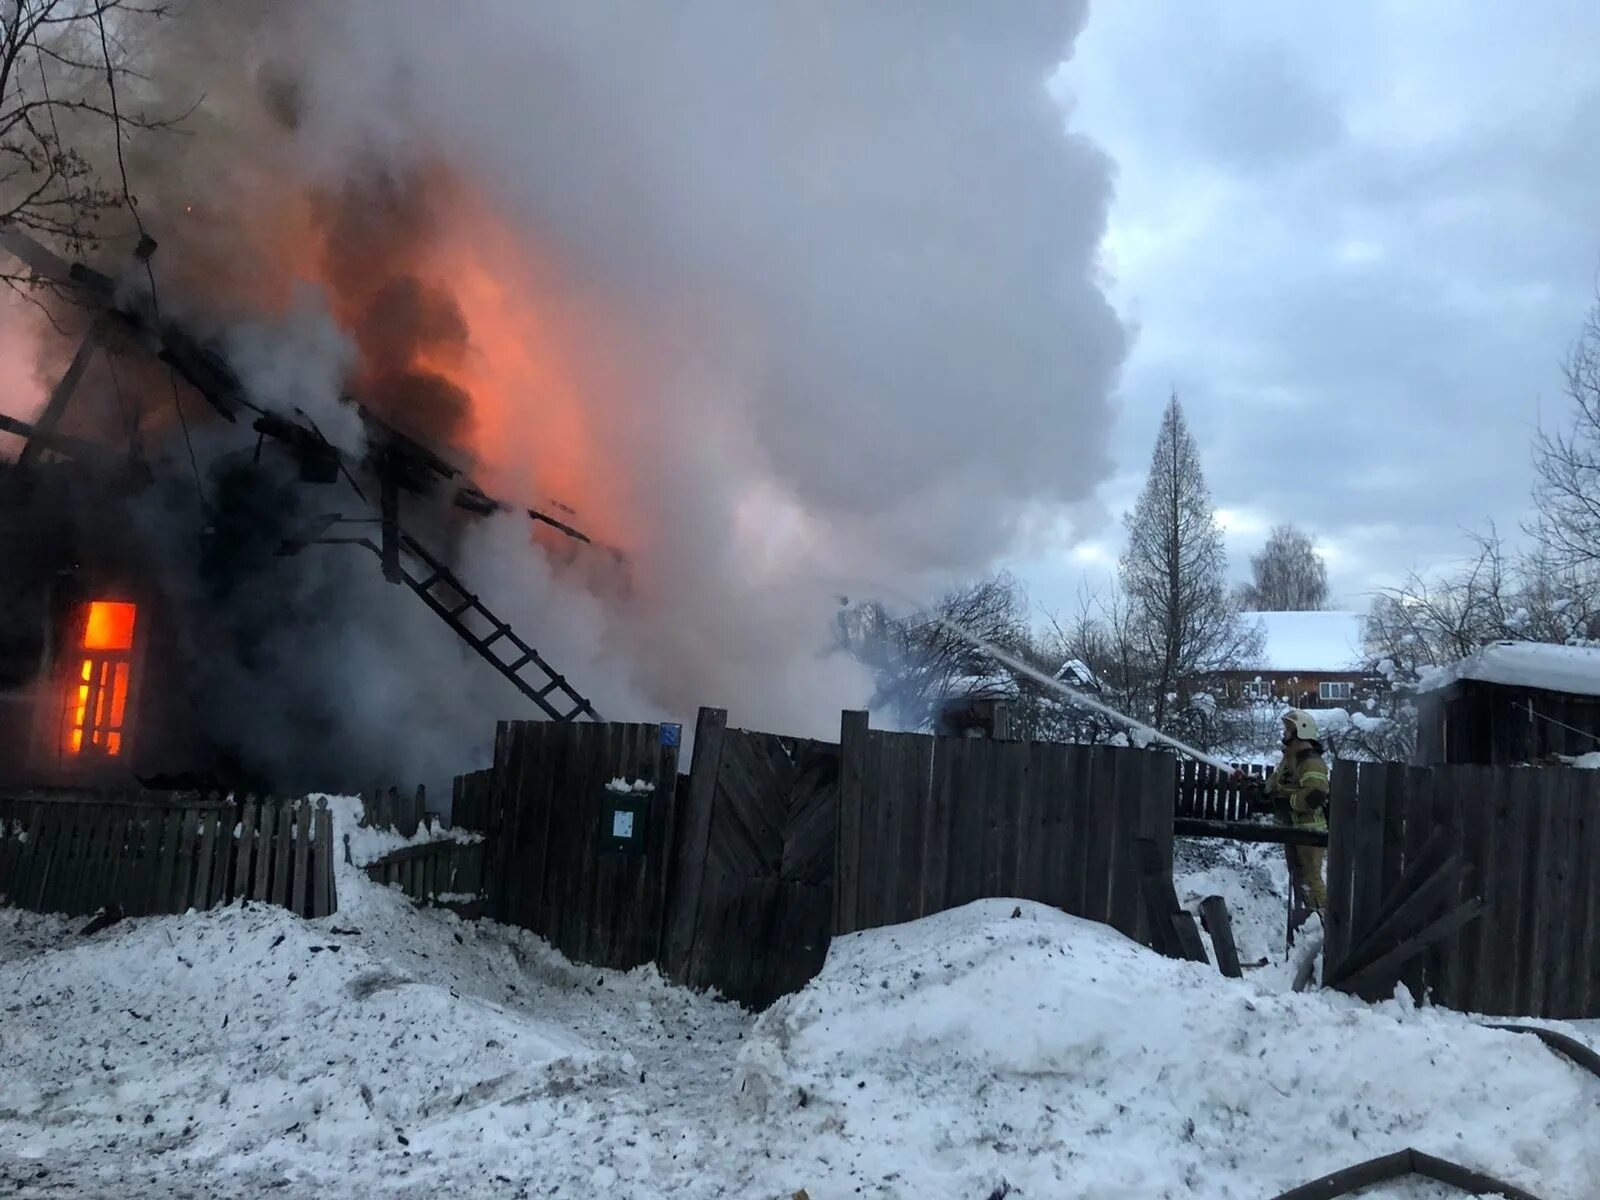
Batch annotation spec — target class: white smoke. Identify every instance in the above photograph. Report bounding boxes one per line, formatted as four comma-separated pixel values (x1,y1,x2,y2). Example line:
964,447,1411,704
12,2,1129,785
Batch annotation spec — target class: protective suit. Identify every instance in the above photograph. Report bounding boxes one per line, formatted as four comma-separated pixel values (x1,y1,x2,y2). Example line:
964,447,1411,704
1261,709,1331,915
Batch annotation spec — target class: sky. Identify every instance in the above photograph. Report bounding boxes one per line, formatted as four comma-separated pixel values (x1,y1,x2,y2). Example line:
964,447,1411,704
1008,1,1600,617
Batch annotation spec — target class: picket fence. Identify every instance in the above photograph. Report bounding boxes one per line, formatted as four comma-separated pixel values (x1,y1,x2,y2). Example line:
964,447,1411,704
0,793,336,919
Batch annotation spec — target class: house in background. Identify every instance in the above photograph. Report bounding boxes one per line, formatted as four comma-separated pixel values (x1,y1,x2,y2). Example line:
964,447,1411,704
1220,611,1373,710
1413,641,1600,765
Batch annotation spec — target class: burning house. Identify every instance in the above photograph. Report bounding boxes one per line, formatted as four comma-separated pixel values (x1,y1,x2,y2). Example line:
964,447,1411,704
0,222,608,794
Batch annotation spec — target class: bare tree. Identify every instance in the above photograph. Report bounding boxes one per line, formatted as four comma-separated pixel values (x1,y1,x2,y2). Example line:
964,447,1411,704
1,0,179,283
838,572,1035,731
1237,523,1328,612
1120,392,1260,730
1533,289,1600,572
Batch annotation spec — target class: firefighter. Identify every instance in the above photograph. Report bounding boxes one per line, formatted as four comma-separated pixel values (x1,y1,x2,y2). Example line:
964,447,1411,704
1260,709,1331,917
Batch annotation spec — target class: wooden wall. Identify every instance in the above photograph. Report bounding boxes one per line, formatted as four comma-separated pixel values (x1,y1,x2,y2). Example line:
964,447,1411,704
1325,761,1600,1018
1417,680,1600,766
484,720,681,972
834,711,1175,946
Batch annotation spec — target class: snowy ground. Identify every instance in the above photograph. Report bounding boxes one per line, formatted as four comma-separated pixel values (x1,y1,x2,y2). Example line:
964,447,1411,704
1,810,1596,1198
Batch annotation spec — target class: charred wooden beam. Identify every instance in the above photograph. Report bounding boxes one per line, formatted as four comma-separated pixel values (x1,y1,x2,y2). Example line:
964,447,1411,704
16,320,104,469
379,470,402,584
0,411,115,467
1173,817,1329,846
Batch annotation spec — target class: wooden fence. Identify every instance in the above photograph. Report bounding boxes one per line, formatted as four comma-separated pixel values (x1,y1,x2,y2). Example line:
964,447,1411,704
1324,762,1600,1018
484,719,682,971
361,786,430,836
1174,759,1269,822
0,793,336,919
662,709,839,1008
836,711,1175,947
363,839,485,908
464,709,1182,1009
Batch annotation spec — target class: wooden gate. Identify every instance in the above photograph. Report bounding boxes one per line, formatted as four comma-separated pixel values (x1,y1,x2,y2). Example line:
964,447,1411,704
484,720,681,971
1324,762,1600,1017
660,709,839,1009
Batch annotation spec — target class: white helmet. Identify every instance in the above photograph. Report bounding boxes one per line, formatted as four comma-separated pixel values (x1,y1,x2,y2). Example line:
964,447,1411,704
1282,709,1320,741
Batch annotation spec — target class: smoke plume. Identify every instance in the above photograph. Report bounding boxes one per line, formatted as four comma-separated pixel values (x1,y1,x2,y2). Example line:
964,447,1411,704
6,1,1126,790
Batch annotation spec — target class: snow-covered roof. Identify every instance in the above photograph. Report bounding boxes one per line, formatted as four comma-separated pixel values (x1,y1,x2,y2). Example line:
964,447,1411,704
1245,611,1367,674
1415,641,1600,698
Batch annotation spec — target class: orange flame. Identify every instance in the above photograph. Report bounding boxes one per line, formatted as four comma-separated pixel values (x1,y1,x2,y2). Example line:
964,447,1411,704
63,601,136,758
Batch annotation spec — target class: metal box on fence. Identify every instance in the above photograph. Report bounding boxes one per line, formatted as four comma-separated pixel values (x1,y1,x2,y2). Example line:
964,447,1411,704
600,778,653,854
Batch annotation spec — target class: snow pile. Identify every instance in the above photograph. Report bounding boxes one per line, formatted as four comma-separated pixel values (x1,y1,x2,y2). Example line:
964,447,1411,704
1416,640,1600,697
3,802,1598,1197
322,793,483,868
738,900,1599,1198
1248,611,1367,672
1567,752,1600,769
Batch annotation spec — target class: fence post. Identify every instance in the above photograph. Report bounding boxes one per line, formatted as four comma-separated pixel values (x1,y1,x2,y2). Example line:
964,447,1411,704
659,707,727,981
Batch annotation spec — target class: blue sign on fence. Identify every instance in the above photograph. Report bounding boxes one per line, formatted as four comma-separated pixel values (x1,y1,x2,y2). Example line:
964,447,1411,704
661,723,682,748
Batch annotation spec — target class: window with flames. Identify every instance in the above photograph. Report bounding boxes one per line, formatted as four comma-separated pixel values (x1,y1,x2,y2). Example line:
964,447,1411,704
62,600,138,758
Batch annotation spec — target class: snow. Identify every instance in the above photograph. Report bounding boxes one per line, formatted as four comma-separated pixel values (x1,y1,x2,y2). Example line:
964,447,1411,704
1247,610,1367,673
1416,640,1600,698
322,793,483,869
1568,752,1600,769
1,799,1597,1197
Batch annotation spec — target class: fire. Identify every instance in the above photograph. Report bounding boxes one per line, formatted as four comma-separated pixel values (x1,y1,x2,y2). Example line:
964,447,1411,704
63,600,136,758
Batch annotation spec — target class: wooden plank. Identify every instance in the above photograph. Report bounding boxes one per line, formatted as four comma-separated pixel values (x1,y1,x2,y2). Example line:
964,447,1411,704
1034,743,1074,909
151,805,181,914
208,805,234,909
1486,766,1532,1016
1528,771,1571,1017
10,802,47,910
131,810,163,917
1104,749,1145,940
1198,895,1242,977
172,808,200,912
920,729,957,920
1331,853,1464,987
49,808,88,916
193,808,219,912
233,801,257,903
833,710,869,935
1398,766,1434,1002
1081,745,1121,925
946,734,985,911
1172,818,1328,845
1424,768,1462,1009
1170,910,1209,964
1348,761,1390,949
520,720,563,936
313,798,333,918
896,732,932,924
1452,768,1494,1013
252,801,275,903
292,800,313,917
1335,898,1486,1001
1015,739,1050,903
1576,770,1600,1017
992,737,1026,902
1062,744,1095,918
271,800,293,909
100,810,134,917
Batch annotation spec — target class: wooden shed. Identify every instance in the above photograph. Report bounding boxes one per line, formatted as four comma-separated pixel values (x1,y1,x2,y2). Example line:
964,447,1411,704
1414,641,1600,766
